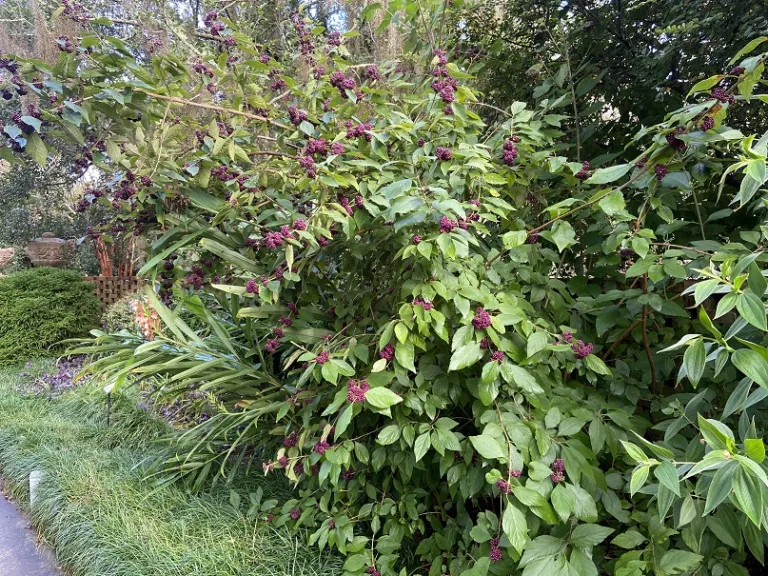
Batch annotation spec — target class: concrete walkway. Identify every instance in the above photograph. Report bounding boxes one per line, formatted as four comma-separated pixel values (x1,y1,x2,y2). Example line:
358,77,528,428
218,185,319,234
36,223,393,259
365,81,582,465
0,493,61,576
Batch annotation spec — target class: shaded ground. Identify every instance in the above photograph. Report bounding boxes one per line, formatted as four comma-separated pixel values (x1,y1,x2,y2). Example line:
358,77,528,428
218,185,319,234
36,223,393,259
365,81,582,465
0,490,61,576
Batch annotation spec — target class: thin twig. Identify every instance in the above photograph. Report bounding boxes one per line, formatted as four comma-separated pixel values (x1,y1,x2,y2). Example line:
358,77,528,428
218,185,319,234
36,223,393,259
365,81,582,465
641,274,658,395
133,89,291,130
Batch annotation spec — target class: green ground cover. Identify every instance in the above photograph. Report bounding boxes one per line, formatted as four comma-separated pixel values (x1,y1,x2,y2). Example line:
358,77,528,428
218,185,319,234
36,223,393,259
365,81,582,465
0,363,341,576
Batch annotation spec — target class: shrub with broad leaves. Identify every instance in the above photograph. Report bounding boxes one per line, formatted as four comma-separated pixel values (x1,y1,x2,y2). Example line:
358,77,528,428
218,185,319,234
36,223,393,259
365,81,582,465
7,3,768,575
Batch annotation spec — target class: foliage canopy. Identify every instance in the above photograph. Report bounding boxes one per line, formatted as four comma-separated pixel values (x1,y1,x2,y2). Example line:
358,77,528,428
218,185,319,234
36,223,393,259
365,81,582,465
6,2,768,576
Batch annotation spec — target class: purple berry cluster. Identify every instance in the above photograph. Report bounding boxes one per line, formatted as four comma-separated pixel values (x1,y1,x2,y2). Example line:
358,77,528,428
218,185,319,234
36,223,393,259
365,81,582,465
502,138,518,165
291,13,315,57
269,68,286,92
327,31,341,47
288,104,308,126
575,161,591,180
489,536,503,562
315,351,330,364
347,379,370,402
284,431,298,447
471,307,492,330
700,116,715,131
439,216,456,233
293,218,307,231
435,146,452,161
711,86,736,104
379,344,394,360
290,508,302,520
204,11,225,36
330,70,362,100
572,339,593,359
193,60,214,78
412,297,434,310
57,35,75,53
61,0,90,22
666,128,686,151
489,350,505,364
550,458,565,483
366,65,382,81
412,235,422,244
654,164,668,181
314,440,330,454
346,121,373,141
430,48,458,114
263,230,285,248
496,479,512,494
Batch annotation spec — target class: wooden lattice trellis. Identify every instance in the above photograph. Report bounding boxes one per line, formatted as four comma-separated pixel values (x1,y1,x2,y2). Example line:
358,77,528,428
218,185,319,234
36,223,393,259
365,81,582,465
84,276,145,311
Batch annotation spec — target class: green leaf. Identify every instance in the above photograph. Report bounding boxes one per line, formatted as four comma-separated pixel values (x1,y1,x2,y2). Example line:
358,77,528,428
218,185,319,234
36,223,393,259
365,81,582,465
749,262,768,296
658,551,703,575
570,524,613,548
687,75,724,96
736,291,767,331
732,348,768,389
25,132,47,166
527,331,548,357
585,164,631,184
377,424,400,445
551,484,574,522
549,220,576,252
502,230,527,249
611,530,646,549
335,404,354,439
469,434,506,460
632,237,650,258
483,172,507,185
704,462,735,514
745,438,766,463
697,414,735,451
733,466,762,526
395,341,416,372
569,548,597,576
653,461,680,496
630,465,650,496
501,364,544,394
583,354,611,375
449,342,483,371
694,279,721,306
567,484,598,522
597,190,626,216
683,338,706,387
365,387,403,409
621,441,649,463
729,36,768,64
414,432,431,462
502,502,528,553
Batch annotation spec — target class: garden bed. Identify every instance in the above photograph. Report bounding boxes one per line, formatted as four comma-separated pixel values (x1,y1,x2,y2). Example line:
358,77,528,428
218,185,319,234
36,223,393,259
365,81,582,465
0,363,341,576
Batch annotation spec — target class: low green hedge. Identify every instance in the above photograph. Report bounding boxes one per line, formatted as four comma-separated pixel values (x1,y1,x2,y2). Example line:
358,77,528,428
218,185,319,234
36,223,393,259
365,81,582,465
0,268,100,366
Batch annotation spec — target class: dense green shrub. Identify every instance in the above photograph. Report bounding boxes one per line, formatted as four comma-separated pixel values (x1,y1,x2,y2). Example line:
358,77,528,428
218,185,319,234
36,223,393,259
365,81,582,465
0,268,100,366
12,5,768,576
